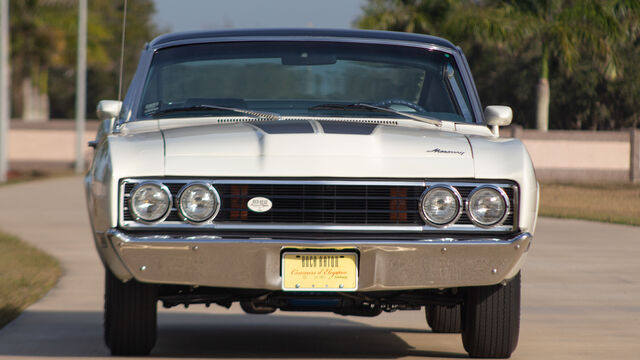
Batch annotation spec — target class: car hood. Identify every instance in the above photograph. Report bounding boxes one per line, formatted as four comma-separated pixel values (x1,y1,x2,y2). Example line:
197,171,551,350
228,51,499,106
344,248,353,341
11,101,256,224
161,120,475,178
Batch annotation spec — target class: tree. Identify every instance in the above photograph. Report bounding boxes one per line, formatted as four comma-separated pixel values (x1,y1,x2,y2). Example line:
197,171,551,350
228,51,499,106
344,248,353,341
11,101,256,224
357,0,459,34
86,0,157,104
357,0,636,131
9,0,72,121
9,0,157,121
462,0,621,131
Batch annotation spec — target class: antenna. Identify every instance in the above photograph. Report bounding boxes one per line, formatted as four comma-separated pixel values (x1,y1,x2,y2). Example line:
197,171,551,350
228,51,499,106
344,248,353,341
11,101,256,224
117,0,128,101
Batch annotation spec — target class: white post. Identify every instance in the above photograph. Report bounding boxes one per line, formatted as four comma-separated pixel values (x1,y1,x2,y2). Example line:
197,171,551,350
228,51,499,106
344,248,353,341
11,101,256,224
0,0,9,182
75,0,87,173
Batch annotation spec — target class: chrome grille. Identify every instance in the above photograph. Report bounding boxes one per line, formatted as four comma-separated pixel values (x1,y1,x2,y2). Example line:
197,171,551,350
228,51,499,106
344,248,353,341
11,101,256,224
121,179,517,232
215,183,424,224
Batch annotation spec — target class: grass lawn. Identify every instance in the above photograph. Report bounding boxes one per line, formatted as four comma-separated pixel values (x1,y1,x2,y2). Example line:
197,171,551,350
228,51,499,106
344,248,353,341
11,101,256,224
0,232,61,329
539,181,640,226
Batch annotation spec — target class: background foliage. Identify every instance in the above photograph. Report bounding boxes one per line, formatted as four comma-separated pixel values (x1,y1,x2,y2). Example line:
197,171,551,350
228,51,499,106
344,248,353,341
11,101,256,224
9,0,157,119
7,0,639,129
357,0,640,130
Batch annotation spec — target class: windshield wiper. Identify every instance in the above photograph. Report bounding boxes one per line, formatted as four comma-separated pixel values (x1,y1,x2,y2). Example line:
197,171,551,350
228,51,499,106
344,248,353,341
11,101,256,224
309,103,442,127
149,105,281,121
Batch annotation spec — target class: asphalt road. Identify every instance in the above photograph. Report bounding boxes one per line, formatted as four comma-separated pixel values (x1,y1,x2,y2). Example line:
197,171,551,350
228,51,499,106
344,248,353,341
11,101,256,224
0,176,638,359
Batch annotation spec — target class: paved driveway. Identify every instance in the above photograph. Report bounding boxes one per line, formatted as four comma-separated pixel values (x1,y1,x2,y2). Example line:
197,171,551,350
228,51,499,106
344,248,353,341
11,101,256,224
0,176,638,359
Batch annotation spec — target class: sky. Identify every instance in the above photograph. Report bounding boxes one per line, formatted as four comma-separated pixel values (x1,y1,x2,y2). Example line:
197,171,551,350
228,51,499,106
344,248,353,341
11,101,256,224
153,0,367,33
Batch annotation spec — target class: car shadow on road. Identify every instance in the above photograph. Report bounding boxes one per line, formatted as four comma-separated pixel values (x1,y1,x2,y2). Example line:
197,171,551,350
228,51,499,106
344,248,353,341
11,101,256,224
155,313,466,359
0,310,467,359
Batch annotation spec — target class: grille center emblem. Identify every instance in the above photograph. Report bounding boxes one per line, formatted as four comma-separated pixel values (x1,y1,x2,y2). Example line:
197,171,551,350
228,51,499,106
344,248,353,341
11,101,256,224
247,197,273,213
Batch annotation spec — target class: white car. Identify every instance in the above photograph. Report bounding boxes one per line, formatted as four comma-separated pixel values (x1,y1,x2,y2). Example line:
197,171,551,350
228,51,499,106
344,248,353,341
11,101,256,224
85,29,538,358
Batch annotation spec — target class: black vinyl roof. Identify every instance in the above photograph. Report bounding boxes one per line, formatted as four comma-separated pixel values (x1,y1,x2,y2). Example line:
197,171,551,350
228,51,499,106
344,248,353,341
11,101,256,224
149,28,457,51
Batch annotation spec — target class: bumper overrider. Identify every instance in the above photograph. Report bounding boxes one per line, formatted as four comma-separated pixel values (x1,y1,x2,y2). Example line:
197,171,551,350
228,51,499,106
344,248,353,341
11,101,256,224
97,230,532,291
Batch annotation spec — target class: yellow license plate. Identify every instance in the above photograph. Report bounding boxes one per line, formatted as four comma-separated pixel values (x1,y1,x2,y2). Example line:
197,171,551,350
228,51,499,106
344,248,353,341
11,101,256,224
282,252,358,291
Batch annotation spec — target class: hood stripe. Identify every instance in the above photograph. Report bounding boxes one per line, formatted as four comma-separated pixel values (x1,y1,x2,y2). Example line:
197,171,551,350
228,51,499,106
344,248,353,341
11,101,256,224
251,121,315,134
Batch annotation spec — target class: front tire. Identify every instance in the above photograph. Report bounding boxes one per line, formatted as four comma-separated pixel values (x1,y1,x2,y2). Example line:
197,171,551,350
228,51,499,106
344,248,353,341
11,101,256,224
426,304,462,333
462,272,521,358
104,269,158,356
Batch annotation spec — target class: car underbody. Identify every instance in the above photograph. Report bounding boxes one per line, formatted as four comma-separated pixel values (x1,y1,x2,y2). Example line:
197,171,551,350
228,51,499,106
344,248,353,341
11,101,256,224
158,285,463,316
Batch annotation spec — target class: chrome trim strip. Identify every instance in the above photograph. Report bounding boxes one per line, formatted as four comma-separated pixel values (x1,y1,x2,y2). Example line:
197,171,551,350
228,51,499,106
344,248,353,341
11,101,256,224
203,116,403,125
150,36,456,56
513,184,520,231
119,222,515,233
121,178,516,188
123,178,428,187
107,228,530,246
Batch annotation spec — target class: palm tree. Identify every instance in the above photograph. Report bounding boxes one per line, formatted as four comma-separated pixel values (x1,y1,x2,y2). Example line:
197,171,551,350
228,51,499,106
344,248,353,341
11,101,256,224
357,0,623,131
466,0,622,131
357,0,459,34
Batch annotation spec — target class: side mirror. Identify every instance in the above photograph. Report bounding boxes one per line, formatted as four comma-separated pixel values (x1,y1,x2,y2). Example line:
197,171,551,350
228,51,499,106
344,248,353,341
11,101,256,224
484,106,513,137
96,100,122,121
90,100,122,149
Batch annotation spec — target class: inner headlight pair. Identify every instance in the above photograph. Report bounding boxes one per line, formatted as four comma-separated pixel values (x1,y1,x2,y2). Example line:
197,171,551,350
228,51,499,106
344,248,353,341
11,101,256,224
129,182,220,224
419,185,509,228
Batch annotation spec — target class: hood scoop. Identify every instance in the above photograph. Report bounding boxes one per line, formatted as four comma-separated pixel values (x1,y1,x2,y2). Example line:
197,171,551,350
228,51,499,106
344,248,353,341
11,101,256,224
251,121,315,134
250,120,379,135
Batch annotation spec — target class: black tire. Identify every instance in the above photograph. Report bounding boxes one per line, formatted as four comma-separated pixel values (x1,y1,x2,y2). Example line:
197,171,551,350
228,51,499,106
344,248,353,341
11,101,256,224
426,304,462,333
104,269,158,356
462,272,521,358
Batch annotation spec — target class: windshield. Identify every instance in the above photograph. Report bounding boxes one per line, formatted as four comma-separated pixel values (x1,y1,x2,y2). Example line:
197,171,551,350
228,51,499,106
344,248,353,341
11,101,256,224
138,41,475,122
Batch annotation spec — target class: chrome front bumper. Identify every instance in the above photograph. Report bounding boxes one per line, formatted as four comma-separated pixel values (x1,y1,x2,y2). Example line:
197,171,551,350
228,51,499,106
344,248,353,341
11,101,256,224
97,230,532,291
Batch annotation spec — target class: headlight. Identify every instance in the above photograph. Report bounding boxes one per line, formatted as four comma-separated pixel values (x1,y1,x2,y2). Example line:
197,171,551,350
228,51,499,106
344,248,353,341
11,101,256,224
467,185,509,227
177,183,220,223
419,185,462,227
129,182,172,223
